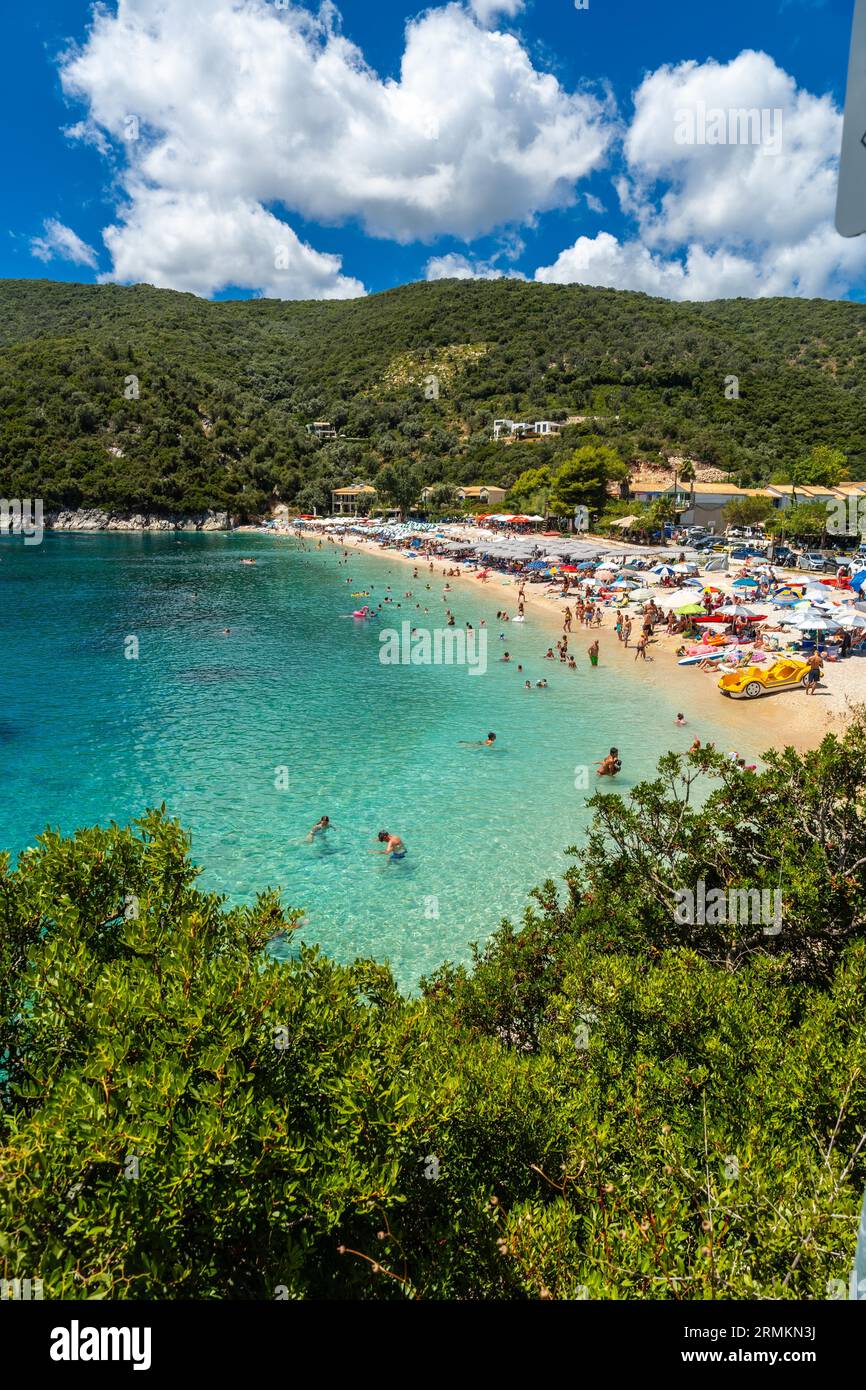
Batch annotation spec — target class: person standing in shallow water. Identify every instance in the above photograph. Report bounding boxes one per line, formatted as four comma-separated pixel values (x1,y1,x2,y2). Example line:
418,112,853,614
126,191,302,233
372,830,406,860
588,640,599,667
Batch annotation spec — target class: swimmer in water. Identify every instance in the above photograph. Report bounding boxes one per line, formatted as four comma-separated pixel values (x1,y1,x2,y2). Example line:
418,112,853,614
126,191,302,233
306,815,333,843
373,830,406,860
676,713,686,727
595,747,622,778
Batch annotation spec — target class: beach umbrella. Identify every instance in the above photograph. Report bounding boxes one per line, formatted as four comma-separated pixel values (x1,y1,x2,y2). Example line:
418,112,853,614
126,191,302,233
829,607,865,627
732,576,760,588
802,586,833,604
672,562,698,574
628,587,654,602
716,603,764,618
652,564,675,576
656,587,707,609
787,610,840,632
676,603,705,615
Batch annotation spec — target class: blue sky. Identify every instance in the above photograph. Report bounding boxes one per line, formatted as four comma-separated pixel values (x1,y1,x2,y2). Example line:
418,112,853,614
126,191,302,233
1,0,863,301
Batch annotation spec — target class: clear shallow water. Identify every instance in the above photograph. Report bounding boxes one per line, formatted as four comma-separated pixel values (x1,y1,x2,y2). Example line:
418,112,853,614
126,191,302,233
0,533,738,989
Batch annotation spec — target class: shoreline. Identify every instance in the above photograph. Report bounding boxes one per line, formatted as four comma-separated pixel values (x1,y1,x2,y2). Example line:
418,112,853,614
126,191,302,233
297,527,849,757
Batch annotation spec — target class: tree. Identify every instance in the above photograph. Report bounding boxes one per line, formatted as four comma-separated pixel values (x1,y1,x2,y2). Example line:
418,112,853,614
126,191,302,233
721,496,775,529
766,501,829,542
508,466,551,503
424,482,457,510
507,465,552,519
548,445,623,520
790,444,847,488
679,459,696,513
374,462,421,518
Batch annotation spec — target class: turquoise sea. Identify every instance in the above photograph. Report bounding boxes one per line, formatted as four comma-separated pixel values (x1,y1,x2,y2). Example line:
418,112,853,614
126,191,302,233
0,532,741,989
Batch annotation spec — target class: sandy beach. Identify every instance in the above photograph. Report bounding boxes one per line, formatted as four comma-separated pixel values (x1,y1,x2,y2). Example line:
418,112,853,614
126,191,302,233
280,526,860,756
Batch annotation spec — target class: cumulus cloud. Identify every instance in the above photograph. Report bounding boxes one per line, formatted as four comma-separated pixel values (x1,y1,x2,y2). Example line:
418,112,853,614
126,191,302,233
101,188,365,300
58,0,611,298
536,50,866,300
30,218,99,269
425,251,526,280
468,0,525,24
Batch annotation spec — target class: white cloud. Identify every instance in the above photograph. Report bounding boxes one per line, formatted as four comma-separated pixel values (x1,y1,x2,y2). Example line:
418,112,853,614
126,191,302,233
536,50,866,300
30,218,99,269
425,251,526,280
58,0,612,298
100,188,365,300
468,0,525,25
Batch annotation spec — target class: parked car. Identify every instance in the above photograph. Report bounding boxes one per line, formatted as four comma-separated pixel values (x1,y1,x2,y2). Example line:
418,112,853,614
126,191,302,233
768,545,798,567
729,545,767,560
796,551,836,572
726,526,765,540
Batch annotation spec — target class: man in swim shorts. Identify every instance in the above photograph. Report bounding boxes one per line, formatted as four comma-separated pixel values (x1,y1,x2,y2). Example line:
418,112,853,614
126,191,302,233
375,831,407,860
806,651,823,694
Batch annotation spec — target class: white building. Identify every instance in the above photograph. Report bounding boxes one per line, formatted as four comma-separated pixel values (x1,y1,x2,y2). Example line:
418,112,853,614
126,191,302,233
493,419,560,440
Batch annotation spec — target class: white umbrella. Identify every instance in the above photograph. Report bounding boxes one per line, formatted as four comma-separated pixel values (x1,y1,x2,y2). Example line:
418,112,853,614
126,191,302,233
628,587,654,602
656,587,708,610
787,610,840,632
716,603,764,619
829,608,865,628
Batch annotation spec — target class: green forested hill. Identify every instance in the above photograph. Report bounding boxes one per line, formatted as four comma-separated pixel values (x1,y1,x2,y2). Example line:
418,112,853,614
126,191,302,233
2,277,866,516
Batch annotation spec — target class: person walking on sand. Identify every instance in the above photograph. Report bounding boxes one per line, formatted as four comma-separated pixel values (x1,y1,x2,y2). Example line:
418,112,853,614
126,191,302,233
806,650,823,694
588,639,599,668
623,616,632,648
564,606,572,633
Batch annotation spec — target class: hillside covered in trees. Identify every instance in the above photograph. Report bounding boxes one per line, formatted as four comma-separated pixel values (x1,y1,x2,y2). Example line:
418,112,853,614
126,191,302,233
2,277,866,518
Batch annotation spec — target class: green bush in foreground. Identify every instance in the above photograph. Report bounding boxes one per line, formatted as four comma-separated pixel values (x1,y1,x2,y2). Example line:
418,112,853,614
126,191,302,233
1,721,865,1300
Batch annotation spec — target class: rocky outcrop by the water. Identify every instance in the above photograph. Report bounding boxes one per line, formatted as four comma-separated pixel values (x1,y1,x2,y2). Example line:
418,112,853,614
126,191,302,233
44,508,233,532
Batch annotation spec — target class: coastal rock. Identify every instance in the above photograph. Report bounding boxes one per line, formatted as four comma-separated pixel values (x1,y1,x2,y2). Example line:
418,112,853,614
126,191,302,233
44,508,233,532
